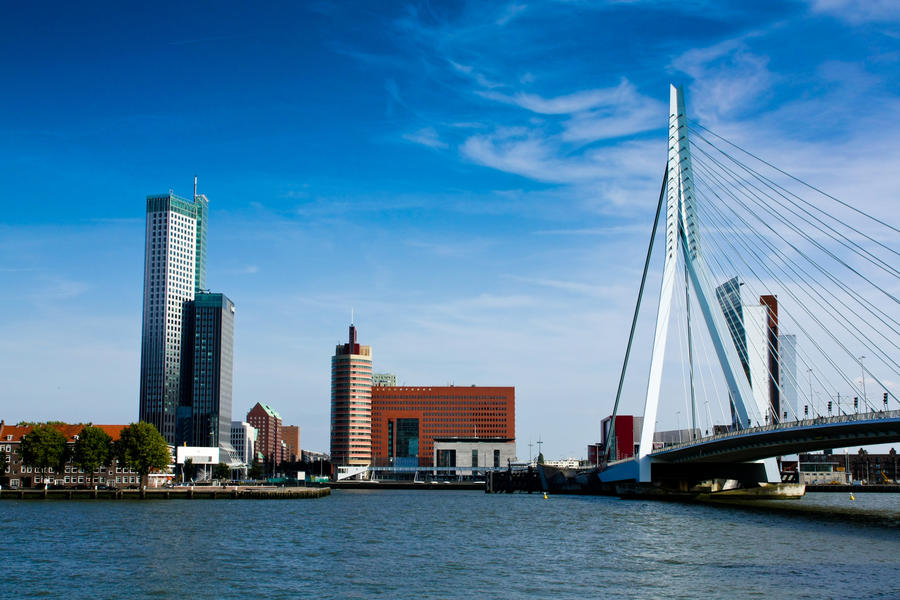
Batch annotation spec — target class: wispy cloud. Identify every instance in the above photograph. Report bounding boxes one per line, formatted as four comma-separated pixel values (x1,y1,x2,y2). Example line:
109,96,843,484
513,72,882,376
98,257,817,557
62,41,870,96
672,35,776,121
402,127,448,149
405,238,493,257
504,274,620,299
806,0,900,24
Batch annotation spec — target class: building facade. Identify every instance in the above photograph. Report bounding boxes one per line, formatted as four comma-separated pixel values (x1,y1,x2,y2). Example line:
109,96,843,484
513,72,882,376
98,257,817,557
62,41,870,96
433,437,517,472
282,425,301,462
182,293,235,448
599,414,643,462
745,295,780,424
230,421,257,466
371,386,515,467
0,422,143,489
330,324,373,466
139,188,209,444
778,334,798,420
372,373,397,387
246,403,282,465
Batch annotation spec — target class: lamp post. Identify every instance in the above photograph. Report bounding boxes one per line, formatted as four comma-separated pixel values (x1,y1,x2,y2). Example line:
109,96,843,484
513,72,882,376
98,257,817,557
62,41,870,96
807,369,814,417
859,355,867,409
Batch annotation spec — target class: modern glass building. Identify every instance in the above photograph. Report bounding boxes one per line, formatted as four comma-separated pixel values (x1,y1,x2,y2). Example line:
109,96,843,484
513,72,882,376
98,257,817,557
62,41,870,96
715,276,749,381
182,292,235,448
139,190,209,444
330,324,373,466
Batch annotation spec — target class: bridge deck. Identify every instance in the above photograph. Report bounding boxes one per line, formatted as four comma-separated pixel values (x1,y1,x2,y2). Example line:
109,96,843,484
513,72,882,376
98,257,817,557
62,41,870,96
650,410,900,463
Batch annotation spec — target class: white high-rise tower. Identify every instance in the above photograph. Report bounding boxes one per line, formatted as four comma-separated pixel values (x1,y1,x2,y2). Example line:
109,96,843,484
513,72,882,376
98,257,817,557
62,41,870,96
139,188,208,444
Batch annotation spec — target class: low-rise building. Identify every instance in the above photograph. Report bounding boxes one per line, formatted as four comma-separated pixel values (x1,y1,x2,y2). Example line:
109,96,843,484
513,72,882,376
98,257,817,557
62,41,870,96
433,437,517,474
0,422,145,489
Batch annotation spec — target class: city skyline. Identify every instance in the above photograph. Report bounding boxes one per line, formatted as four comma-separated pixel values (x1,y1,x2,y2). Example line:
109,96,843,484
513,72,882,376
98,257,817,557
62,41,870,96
2,2,900,457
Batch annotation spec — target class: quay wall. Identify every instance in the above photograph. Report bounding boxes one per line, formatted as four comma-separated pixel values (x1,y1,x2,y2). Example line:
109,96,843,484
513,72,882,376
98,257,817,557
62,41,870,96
0,486,330,500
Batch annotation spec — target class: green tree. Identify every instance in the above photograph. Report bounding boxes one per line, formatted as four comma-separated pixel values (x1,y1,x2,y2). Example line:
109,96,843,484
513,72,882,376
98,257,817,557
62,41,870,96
0,446,8,480
213,462,230,482
248,460,263,480
537,452,544,465
114,422,170,492
21,424,69,484
182,458,197,482
72,426,112,487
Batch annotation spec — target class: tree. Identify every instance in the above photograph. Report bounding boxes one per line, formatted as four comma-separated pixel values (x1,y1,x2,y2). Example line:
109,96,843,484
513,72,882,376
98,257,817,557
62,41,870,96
21,424,69,484
213,462,230,482
72,426,112,487
248,460,264,480
537,453,545,465
182,458,197,482
114,422,170,492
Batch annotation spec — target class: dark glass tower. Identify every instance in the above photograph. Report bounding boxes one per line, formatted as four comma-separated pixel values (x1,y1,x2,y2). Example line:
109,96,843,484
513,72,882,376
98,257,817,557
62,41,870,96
181,293,235,448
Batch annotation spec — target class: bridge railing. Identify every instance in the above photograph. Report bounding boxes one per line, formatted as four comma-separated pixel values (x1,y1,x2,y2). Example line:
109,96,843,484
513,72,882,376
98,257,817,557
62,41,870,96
654,409,900,453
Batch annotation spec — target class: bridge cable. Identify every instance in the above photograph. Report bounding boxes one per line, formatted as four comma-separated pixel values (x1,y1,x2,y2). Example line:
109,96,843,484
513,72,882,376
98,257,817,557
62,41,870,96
692,173,895,411
690,142,900,307
688,125,900,276
688,149,900,343
604,167,668,463
689,129,900,280
692,188,848,419
692,170,899,411
686,199,815,422
688,122,900,237
690,154,900,370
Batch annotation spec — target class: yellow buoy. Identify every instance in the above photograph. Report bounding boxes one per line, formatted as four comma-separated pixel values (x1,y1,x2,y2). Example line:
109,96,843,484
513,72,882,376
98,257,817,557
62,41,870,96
849,493,855,501
543,492,548,499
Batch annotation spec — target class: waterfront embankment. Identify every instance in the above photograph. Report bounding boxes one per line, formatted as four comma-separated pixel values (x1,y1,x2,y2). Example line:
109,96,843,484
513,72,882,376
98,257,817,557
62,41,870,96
0,486,330,500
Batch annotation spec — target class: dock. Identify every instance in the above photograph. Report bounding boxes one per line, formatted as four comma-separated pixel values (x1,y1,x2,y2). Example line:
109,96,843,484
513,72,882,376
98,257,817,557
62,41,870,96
325,480,483,491
0,486,331,500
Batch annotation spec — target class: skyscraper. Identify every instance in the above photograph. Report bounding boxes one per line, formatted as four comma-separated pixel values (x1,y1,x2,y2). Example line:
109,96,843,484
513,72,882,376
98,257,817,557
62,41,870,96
330,324,373,466
746,295,780,424
182,292,235,448
139,189,209,444
715,276,749,381
778,334,798,420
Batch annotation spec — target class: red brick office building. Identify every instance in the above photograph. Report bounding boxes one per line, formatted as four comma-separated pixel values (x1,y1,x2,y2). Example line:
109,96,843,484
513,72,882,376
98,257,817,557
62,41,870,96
370,386,515,467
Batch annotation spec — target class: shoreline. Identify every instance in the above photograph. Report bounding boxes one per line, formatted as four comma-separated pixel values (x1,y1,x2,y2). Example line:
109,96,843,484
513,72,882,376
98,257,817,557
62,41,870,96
0,486,330,500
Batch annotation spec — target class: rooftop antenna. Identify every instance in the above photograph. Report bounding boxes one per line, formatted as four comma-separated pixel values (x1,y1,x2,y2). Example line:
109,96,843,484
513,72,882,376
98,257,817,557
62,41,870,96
351,307,354,325
193,174,198,197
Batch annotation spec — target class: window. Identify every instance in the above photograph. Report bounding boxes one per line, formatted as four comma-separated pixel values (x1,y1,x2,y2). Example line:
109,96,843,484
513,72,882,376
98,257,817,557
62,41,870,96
472,449,478,468
494,449,501,468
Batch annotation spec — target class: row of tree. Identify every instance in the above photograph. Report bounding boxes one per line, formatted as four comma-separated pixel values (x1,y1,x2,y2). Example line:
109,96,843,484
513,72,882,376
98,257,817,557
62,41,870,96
6,422,171,487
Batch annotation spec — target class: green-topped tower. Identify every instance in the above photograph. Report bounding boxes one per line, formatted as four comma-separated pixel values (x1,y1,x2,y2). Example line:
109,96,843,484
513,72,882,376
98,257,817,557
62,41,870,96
139,180,210,444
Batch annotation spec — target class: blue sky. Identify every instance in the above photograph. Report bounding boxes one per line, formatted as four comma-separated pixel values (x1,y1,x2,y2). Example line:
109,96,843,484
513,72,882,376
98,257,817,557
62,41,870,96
2,1,899,457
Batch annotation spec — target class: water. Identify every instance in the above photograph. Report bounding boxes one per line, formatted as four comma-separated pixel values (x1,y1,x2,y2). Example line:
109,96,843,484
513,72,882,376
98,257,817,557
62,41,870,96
2,491,899,599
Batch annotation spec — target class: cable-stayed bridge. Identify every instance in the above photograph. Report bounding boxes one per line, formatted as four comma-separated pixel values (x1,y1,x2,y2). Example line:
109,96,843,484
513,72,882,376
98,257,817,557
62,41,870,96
598,85,900,490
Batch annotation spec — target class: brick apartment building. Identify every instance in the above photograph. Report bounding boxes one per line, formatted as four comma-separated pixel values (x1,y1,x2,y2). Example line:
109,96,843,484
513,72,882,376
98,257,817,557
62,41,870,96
246,403,282,465
0,422,143,489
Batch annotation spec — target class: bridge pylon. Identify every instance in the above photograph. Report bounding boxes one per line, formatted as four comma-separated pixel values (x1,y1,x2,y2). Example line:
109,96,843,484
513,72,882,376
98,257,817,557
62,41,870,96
637,85,778,483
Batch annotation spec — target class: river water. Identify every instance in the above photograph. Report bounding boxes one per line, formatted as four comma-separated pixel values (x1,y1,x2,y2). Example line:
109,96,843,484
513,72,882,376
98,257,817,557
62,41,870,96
2,490,899,599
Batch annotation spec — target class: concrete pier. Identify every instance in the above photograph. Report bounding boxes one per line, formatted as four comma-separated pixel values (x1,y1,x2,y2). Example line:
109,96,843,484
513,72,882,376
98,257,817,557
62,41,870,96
0,486,331,500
